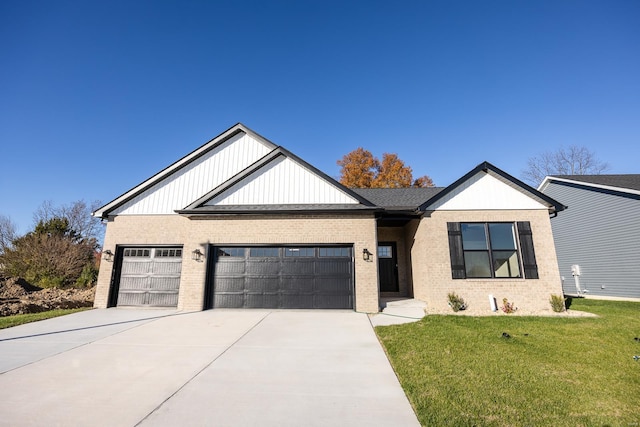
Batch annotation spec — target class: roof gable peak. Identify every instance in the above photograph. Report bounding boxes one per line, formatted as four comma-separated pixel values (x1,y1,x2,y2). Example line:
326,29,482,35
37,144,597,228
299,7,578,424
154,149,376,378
420,161,566,213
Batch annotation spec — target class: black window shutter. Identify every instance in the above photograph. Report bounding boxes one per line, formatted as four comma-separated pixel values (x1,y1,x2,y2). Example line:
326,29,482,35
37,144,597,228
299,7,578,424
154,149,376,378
447,222,466,279
517,221,539,279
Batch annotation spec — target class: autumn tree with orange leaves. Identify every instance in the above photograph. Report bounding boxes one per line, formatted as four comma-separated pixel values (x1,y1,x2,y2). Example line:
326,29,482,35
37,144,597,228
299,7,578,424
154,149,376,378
337,148,434,188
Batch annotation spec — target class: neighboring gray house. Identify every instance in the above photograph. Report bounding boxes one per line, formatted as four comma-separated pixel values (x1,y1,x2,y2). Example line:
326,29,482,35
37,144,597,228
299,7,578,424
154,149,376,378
539,175,640,299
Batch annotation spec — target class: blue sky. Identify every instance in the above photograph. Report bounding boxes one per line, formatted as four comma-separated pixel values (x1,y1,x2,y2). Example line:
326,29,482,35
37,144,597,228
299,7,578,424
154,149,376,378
1,0,638,234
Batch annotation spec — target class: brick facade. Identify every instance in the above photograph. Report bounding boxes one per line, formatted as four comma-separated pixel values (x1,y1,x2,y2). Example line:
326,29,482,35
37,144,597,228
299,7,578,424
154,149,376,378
95,214,380,313
411,209,563,313
97,209,563,315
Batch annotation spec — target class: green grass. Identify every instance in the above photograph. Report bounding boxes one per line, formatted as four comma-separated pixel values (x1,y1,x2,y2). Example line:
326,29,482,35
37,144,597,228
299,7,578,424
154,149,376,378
0,308,91,330
376,299,640,426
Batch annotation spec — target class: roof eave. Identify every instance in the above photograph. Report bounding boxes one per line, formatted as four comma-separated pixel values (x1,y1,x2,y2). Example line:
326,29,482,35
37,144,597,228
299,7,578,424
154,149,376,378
541,176,640,197
175,207,381,217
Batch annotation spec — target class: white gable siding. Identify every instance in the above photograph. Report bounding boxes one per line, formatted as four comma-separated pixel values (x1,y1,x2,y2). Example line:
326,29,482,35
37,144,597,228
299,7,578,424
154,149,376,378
427,172,547,211
112,133,272,215
206,156,359,205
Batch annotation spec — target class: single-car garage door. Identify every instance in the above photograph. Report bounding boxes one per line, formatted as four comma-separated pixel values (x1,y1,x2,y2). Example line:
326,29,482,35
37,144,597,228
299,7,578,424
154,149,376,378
210,246,353,309
116,247,183,307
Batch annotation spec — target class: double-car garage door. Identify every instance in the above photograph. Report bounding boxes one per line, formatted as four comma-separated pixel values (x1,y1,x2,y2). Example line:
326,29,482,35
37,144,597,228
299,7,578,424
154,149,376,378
114,245,354,310
210,246,354,309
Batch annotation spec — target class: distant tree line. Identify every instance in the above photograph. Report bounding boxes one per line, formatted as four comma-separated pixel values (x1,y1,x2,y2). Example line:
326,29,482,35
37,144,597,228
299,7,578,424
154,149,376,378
0,200,104,288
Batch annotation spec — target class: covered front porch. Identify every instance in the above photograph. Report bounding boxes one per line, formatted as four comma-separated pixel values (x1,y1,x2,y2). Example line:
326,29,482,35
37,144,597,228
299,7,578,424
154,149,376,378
376,217,421,303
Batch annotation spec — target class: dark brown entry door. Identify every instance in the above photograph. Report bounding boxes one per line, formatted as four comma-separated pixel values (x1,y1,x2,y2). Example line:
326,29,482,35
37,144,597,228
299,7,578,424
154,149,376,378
378,242,399,292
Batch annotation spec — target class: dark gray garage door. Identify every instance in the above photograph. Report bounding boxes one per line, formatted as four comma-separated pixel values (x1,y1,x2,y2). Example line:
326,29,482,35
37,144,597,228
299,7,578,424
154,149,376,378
116,247,182,307
210,246,353,309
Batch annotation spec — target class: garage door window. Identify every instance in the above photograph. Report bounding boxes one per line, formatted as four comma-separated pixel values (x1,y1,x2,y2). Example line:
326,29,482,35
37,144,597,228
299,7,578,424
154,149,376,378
319,247,351,257
285,247,315,257
155,248,182,257
250,248,280,257
218,248,245,257
124,249,150,257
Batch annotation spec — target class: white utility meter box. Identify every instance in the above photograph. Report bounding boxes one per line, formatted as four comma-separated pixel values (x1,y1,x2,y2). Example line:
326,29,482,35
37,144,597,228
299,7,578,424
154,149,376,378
571,264,581,276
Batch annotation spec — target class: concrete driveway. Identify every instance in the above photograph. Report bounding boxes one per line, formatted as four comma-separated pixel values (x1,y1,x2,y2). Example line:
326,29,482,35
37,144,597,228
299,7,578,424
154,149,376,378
0,309,419,426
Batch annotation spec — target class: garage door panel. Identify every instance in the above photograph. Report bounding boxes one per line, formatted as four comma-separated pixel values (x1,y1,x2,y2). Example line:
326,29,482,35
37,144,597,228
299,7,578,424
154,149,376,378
147,292,179,307
211,245,353,309
281,294,315,309
315,295,351,309
117,291,147,306
316,260,352,274
213,293,244,308
151,261,182,275
121,261,151,275
281,277,314,292
148,276,181,291
119,276,149,291
246,277,279,292
246,293,279,308
215,277,245,292
282,260,315,274
315,277,352,294
215,260,245,275
246,261,281,275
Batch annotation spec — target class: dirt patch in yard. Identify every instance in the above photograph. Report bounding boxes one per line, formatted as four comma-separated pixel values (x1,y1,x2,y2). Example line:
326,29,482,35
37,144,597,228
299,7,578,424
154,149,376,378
0,277,95,316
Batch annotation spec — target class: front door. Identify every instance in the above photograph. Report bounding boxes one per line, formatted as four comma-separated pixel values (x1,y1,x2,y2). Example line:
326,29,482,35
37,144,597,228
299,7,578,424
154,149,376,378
378,242,399,292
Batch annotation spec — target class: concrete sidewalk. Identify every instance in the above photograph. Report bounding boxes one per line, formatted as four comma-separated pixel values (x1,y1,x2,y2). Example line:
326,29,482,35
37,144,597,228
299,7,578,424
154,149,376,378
0,309,419,427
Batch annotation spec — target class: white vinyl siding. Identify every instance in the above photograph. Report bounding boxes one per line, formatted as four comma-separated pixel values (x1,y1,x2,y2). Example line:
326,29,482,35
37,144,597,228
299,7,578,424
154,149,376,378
205,156,359,206
111,133,272,215
427,173,547,211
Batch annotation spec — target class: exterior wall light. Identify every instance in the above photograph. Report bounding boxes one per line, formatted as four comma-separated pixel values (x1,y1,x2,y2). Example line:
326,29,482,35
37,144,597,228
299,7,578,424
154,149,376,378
103,250,114,262
362,248,372,261
191,249,204,262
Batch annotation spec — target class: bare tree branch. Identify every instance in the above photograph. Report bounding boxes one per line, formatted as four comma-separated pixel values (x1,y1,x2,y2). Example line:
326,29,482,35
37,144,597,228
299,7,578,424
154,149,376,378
521,145,609,186
0,214,18,255
32,200,104,247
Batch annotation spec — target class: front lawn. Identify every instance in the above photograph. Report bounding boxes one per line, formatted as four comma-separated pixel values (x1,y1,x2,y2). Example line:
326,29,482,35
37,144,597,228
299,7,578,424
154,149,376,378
376,299,640,426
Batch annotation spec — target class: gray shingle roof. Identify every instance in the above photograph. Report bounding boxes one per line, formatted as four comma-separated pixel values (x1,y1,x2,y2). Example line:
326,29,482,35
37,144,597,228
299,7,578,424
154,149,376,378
352,187,444,210
551,175,640,192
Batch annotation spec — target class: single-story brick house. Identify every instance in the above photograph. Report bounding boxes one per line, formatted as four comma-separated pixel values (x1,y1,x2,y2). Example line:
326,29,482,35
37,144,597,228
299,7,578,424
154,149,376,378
93,123,566,313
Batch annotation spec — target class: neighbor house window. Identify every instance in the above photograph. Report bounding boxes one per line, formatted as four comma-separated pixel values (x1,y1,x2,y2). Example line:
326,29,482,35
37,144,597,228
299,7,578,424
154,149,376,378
447,222,538,279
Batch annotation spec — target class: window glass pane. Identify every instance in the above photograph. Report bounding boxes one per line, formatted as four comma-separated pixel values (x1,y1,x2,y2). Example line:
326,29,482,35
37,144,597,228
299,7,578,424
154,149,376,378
319,247,351,257
124,249,150,257
464,252,492,278
155,248,182,258
377,246,392,258
461,223,488,250
218,248,244,257
489,223,517,250
284,248,315,257
493,250,521,278
249,247,279,257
